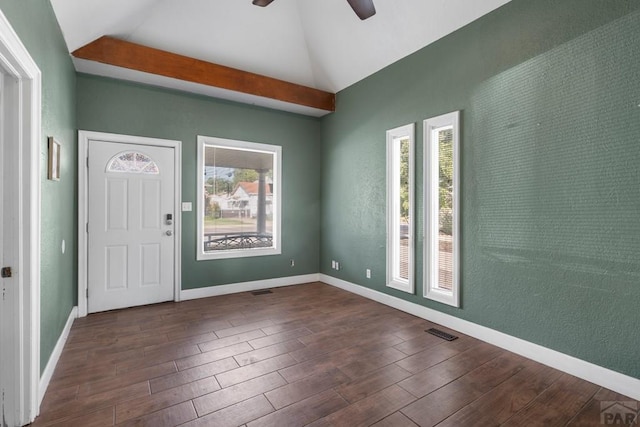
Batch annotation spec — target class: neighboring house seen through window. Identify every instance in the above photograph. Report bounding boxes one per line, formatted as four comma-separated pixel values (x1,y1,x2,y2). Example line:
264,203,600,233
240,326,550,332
197,136,281,260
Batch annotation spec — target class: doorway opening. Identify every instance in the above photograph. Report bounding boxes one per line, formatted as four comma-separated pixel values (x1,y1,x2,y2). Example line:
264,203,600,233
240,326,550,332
0,10,42,426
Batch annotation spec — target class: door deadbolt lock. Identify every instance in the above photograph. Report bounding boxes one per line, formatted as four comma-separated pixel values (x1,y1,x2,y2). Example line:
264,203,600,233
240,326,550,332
165,213,173,225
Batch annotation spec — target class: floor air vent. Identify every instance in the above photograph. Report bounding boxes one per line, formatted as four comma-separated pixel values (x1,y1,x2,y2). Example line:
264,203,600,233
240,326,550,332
426,328,458,341
251,289,273,296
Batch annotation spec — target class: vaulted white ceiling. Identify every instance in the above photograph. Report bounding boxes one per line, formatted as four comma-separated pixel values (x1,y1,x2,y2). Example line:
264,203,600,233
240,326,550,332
50,0,511,115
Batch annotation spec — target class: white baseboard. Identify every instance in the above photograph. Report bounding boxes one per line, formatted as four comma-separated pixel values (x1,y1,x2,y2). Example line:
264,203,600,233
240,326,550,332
180,274,321,301
39,306,77,405
320,274,640,401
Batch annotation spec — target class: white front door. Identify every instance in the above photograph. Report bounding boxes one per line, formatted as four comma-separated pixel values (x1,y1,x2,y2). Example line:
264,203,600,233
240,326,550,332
88,140,176,313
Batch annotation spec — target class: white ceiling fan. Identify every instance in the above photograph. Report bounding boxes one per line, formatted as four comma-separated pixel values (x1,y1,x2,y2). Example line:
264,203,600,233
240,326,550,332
252,0,376,20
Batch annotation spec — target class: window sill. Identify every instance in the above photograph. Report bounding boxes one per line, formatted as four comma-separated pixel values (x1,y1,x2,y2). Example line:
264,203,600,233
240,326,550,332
197,247,281,261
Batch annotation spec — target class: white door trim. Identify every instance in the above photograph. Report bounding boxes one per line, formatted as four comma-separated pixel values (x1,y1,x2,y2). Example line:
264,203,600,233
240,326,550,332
78,131,182,318
0,9,42,425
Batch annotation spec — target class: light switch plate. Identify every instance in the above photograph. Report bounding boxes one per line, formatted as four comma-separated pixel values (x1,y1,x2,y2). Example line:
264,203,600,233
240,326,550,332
182,202,192,212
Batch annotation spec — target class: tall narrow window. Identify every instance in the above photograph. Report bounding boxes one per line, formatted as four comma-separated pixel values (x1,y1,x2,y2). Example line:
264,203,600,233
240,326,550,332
387,123,415,293
197,136,281,260
424,111,460,306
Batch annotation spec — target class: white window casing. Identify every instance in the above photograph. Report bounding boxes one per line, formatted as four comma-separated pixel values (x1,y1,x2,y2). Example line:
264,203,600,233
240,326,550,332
197,135,282,260
386,123,415,294
424,111,460,307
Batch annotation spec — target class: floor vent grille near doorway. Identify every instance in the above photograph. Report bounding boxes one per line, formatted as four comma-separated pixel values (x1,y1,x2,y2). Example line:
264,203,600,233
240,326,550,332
426,328,458,341
251,289,273,296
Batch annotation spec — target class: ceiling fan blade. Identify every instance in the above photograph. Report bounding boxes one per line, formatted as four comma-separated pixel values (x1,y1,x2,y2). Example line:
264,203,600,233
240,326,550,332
252,0,275,6
346,0,376,20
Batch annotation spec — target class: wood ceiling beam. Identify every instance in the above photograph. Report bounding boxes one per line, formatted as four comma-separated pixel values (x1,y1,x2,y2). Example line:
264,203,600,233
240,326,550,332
72,36,335,112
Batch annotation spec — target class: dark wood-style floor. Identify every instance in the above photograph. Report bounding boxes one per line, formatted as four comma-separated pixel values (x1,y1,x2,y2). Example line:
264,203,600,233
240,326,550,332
32,282,636,427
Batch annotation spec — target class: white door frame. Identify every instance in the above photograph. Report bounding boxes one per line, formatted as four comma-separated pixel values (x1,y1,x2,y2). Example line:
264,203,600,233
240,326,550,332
78,131,182,318
0,10,42,426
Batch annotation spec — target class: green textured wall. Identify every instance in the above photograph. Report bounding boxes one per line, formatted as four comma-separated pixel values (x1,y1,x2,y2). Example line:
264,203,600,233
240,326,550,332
0,2,77,372
320,0,640,378
76,75,321,288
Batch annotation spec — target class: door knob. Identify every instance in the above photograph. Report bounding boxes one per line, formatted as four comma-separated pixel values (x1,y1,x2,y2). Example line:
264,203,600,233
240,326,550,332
166,230,173,236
